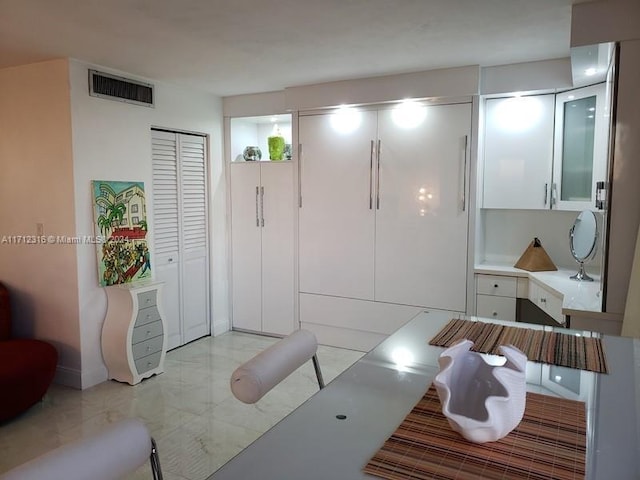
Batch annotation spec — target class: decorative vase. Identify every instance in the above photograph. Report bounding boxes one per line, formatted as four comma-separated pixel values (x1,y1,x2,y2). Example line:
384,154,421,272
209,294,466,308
268,125,285,161
243,146,262,161
433,339,527,443
283,143,292,161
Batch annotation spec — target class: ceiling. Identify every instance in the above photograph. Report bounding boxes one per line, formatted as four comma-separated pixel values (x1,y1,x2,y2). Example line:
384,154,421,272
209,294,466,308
0,0,589,97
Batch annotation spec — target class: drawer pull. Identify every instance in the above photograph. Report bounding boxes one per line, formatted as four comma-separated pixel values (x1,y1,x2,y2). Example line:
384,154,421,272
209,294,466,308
146,330,151,336
146,346,152,352
540,298,547,303
492,311,498,317
494,284,499,288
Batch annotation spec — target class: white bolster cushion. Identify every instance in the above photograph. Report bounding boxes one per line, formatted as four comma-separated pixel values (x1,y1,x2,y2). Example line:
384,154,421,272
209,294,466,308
0,418,152,480
230,329,318,404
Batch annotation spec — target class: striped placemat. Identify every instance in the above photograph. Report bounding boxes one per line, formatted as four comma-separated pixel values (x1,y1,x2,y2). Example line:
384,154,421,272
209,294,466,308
428,318,608,374
364,385,586,480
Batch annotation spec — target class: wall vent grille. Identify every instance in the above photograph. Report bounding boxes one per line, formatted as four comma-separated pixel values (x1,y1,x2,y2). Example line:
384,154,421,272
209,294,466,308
89,69,154,107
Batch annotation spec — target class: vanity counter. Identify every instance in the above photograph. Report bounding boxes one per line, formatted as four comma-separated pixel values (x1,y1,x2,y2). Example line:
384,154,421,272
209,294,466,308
475,263,602,320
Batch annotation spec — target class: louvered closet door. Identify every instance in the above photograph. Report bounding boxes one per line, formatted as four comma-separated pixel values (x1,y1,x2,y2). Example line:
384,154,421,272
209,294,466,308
152,130,210,349
179,134,209,344
152,131,182,349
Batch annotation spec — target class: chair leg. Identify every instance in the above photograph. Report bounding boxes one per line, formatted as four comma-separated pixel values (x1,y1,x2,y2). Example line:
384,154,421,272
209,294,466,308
150,438,164,480
312,354,325,389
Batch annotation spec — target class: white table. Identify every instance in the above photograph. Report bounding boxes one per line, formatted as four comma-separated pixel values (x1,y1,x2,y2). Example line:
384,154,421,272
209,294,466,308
208,310,640,480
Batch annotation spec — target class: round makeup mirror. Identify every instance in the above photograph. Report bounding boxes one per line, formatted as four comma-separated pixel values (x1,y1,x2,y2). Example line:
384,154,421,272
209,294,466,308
569,210,598,281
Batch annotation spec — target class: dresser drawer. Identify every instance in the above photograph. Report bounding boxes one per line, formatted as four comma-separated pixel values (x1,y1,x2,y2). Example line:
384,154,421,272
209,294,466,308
134,305,161,328
528,282,565,325
476,275,517,297
132,319,164,344
134,351,162,375
137,290,157,309
476,294,516,322
132,334,164,360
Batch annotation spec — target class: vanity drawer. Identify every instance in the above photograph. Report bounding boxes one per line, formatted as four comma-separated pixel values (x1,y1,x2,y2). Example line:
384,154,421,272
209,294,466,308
132,335,164,360
132,319,164,344
529,282,565,325
137,290,157,309
476,294,516,322
134,351,162,375
476,275,517,297
134,305,161,328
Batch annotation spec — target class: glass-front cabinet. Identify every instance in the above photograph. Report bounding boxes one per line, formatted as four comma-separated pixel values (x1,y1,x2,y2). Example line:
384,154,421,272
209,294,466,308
553,83,608,211
482,83,609,211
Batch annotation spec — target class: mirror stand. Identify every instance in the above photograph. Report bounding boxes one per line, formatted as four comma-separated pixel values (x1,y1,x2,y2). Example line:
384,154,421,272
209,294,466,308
569,210,599,282
570,261,594,282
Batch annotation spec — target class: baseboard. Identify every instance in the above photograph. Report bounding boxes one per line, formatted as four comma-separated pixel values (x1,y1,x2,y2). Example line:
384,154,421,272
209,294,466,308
53,365,82,389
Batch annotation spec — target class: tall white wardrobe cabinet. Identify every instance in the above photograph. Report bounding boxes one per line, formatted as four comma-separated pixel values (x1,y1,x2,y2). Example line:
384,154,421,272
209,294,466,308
230,161,295,336
299,102,472,350
151,130,210,350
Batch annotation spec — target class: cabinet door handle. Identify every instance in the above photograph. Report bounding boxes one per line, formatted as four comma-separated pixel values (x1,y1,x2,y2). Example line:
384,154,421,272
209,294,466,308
376,139,381,209
494,284,499,288
369,140,374,210
260,186,265,227
462,135,468,212
298,143,303,208
255,186,260,226
544,183,548,206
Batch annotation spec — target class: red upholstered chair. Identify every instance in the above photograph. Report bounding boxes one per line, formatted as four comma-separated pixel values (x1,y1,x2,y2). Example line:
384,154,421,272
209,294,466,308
0,282,58,423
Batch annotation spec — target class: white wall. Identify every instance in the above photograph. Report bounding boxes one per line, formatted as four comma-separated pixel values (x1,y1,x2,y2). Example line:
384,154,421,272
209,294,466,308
480,209,604,272
69,59,226,389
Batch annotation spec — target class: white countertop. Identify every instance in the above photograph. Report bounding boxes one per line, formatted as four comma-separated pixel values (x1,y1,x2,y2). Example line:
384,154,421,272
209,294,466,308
475,262,603,314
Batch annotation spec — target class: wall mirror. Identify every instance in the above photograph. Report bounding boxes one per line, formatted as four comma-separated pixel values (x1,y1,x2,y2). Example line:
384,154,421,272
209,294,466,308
569,210,598,281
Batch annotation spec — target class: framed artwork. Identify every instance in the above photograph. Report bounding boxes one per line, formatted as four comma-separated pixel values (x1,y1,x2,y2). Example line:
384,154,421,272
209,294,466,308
92,180,151,286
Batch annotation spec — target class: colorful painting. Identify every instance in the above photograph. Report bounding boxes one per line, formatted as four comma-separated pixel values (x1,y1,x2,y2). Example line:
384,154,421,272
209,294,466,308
92,180,151,286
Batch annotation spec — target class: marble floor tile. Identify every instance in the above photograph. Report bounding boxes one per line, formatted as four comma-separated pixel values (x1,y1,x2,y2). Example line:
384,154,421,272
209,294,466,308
0,331,363,480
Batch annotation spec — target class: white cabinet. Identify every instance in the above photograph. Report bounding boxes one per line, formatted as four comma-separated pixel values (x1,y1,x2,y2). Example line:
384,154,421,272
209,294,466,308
230,161,294,336
374,105,470,310
528,279,564,325
102,281,167,385
475,274,518,321
482,84,608,211
483,94,555,209
299,110,378,300
299,102,472,348
151,131,210,350
553,83,608,211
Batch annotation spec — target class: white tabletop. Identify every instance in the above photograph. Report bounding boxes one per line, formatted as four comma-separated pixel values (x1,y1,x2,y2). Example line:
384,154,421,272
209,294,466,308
208,310,640,480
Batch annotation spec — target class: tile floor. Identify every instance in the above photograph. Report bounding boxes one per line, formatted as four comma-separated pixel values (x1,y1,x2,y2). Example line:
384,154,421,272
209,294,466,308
0,331,364,479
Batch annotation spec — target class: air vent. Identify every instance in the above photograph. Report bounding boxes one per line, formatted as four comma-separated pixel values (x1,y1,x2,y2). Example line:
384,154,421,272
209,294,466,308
89,69,154,107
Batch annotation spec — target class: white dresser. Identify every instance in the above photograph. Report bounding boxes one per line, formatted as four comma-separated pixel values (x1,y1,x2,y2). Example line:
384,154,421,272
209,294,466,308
102,281,167,385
